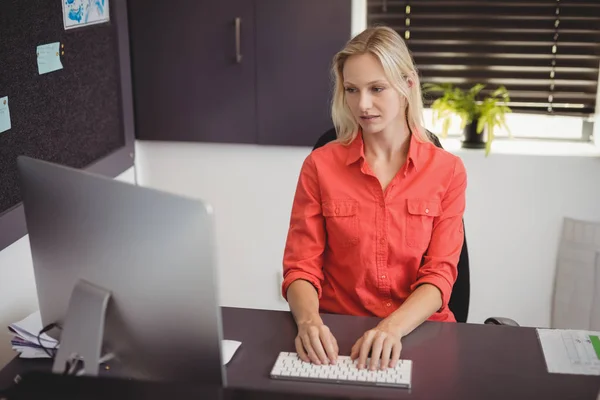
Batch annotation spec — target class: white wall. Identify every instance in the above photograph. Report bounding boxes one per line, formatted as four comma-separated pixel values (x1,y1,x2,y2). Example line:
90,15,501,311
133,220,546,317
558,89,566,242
351,0,367,37
135,139,600,329
134,142,306,312
455,149,600,325
0,167,136,368
595,113,600,148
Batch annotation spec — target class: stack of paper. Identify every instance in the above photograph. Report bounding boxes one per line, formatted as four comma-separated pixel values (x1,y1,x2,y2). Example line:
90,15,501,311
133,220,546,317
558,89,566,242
537,328,600,376
8,310,59,359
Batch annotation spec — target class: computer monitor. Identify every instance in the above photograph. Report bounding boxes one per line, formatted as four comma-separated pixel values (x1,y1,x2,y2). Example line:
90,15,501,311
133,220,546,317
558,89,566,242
17,156,225,386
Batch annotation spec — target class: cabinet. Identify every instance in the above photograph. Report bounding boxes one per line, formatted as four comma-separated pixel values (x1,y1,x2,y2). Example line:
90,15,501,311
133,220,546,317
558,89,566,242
127,0,257,143
127,0,351,146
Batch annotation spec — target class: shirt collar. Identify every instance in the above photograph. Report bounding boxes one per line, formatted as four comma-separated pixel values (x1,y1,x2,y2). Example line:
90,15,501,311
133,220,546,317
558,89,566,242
345,129,424,173
345,131,365,166
406,130,422,173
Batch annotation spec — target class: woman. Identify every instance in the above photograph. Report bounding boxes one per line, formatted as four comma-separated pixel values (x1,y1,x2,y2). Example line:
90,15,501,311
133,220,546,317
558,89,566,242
281,26,467,372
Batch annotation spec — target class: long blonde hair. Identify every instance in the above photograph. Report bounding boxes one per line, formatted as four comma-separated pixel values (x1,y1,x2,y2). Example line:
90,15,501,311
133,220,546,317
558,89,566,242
331,26,429,144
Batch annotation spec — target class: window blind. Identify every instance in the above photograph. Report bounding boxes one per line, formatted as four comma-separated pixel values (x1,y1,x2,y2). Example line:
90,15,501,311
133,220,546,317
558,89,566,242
367,0,600,117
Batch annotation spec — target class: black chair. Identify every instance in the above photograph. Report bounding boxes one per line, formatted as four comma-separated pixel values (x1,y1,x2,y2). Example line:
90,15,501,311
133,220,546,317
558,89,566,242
312,127,511,325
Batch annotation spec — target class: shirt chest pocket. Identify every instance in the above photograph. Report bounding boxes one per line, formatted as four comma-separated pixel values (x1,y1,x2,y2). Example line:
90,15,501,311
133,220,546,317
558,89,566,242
406,199,441,249
322,200,360,248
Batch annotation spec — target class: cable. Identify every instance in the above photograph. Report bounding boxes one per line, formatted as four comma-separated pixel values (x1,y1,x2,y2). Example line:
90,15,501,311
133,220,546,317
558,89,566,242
36,323,61,358
35,324,113,377
67,358,81,375
99,352,115,364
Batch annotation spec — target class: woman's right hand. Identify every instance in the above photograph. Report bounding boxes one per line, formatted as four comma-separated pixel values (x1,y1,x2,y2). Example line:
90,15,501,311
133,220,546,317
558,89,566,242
295,319,339,365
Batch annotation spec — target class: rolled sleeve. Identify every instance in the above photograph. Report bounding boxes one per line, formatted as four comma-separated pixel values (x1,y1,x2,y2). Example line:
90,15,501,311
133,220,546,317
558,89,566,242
410,156,467,309
282,271,323,300
282,154,326,300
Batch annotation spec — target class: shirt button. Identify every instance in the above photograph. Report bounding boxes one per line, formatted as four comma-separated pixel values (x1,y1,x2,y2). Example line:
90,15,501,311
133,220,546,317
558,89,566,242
386,303,392,307
335,208,340,215
381,275,386,279
425,208,430,214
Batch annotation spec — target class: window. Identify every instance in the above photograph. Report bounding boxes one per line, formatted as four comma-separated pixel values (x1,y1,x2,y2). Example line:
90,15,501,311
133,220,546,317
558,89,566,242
422,108,585,140
368,0,600,141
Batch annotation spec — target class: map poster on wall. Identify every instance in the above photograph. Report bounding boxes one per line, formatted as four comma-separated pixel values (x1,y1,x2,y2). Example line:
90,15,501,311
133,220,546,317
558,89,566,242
62,0,110,30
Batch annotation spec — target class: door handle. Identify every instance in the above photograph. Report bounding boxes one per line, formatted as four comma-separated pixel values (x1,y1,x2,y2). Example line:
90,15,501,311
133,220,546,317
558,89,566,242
235,17,242,63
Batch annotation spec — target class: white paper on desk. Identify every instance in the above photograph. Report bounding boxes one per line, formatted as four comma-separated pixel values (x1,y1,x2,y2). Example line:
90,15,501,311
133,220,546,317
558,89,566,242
9,310,58,347
222,340,241,365
13,346,52,359
537,328,600,376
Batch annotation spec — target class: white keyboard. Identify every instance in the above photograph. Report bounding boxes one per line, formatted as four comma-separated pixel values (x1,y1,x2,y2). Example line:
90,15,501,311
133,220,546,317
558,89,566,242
269,351,412,389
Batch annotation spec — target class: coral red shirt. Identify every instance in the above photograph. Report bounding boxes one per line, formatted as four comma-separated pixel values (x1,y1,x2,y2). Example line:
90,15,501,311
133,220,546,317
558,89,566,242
282,131,467,322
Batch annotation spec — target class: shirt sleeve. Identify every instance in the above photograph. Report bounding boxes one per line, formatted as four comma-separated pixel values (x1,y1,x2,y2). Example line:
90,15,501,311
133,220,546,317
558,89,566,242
281,154,326,300
410,156,467,309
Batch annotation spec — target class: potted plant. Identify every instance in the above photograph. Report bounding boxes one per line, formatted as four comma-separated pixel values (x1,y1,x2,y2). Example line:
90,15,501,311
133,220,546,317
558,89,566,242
423,83,512,155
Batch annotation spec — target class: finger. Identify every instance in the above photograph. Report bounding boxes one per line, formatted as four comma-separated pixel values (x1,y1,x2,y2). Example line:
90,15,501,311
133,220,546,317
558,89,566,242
369,334,385,371
309,329,329,364
295,336,310,363
350,337,362,360
380,338,393,370
358,332,374,369
301,334,321,365
333,335,339,354
389,341,402,368
320,330,338,364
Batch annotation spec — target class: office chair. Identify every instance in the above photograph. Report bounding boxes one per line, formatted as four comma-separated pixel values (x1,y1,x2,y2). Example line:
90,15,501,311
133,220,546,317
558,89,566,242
311,127,518,326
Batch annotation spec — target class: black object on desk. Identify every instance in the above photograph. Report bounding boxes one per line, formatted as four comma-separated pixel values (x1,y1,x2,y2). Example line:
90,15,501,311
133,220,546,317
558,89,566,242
2,307,600,400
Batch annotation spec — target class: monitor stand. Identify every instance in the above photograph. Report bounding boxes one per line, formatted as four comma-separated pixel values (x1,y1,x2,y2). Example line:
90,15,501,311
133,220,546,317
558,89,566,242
52,279,111,377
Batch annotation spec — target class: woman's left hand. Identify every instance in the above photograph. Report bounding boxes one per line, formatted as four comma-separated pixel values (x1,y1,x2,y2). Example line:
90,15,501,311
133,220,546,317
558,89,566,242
350,321,403,370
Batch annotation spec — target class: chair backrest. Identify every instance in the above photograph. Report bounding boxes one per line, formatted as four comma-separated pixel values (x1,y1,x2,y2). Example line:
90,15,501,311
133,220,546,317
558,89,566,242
312,128,471,322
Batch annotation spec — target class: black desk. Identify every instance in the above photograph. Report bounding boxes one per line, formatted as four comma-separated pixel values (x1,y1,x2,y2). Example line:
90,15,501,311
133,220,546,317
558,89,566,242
1,307,599,399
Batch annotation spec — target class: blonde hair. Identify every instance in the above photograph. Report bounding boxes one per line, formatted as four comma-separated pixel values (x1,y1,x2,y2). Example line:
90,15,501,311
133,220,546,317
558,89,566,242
331,26,429,144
